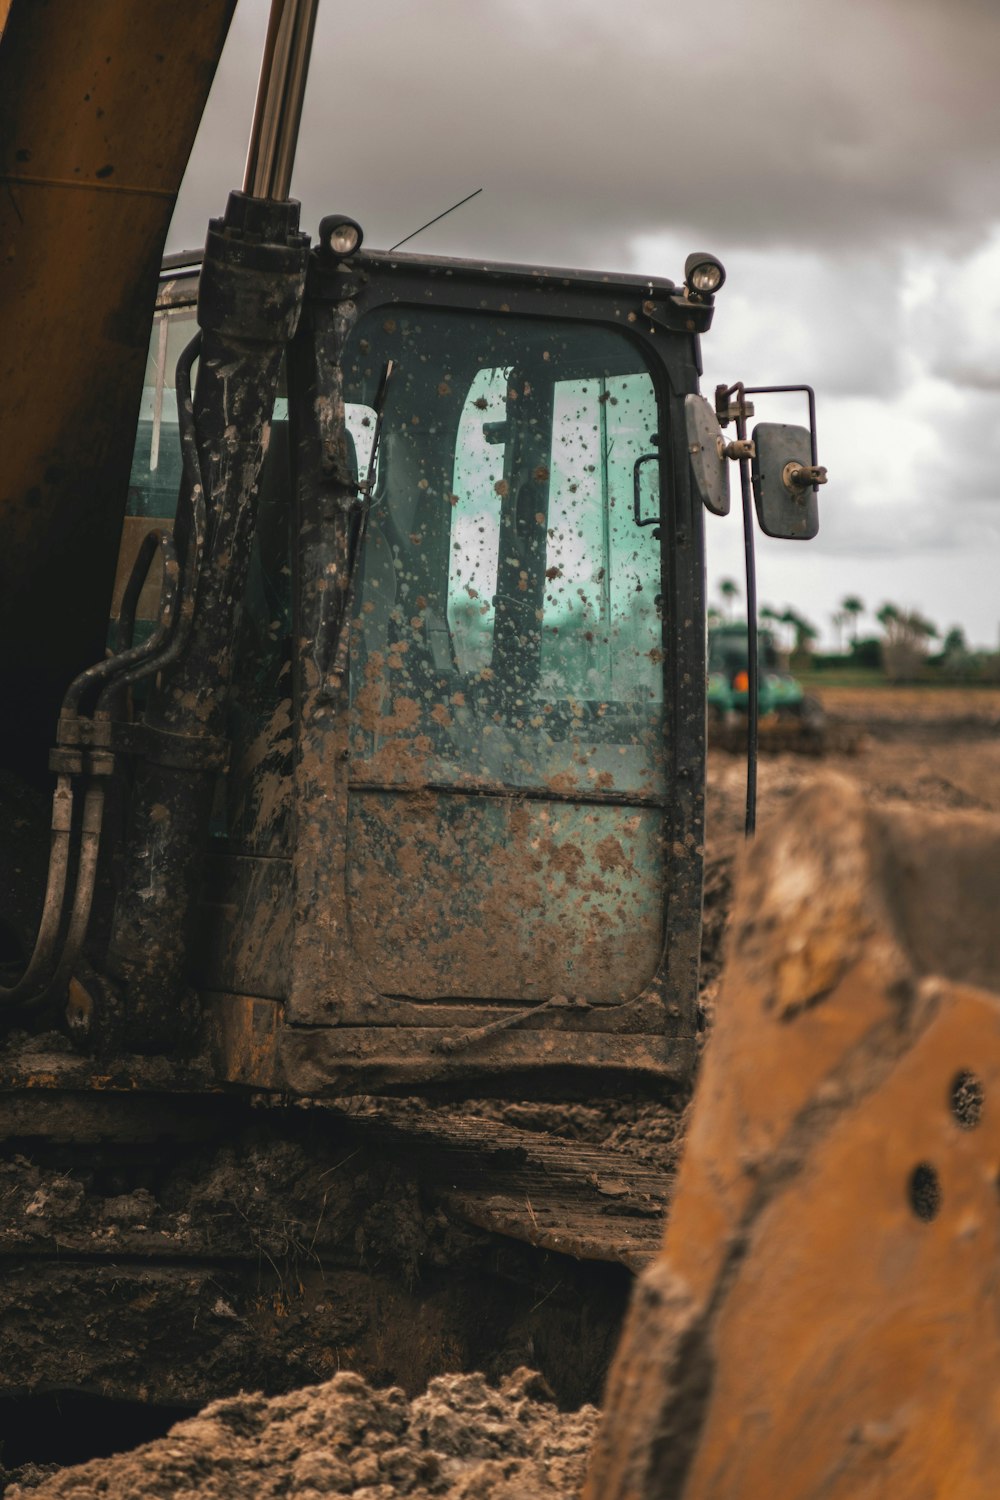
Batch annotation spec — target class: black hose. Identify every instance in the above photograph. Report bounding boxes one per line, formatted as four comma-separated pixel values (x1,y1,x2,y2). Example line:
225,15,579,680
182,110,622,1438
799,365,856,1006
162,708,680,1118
0,776,74,1002
39,780,107,1010
0,527,177,1010
62,332,206,721
0,333,207,1013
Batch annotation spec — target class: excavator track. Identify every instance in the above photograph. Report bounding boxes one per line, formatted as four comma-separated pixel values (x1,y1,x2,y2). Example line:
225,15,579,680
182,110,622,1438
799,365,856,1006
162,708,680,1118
0,1078,671,1410
336,1103,669,1272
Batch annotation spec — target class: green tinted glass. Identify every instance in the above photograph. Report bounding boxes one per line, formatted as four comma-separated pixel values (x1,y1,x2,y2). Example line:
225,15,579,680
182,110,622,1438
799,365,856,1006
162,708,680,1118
342,306,669,1003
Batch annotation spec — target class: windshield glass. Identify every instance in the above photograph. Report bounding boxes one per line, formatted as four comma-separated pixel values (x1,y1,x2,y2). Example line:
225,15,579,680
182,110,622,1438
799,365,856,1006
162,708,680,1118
339,305,671,1002
343,307,667,800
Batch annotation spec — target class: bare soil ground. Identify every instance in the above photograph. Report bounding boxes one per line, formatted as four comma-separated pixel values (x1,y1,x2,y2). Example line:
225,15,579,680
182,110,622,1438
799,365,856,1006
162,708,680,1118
5,686,1000,1498
817,684,1000,728
4,1370,598,1500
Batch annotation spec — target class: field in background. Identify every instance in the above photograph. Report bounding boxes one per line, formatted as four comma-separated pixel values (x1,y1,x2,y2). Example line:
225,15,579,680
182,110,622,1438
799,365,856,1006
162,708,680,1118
804,680,1000,723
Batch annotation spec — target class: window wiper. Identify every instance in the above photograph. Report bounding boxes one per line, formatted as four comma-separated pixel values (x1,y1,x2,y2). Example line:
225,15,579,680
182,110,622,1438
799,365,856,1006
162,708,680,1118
357,359,394,504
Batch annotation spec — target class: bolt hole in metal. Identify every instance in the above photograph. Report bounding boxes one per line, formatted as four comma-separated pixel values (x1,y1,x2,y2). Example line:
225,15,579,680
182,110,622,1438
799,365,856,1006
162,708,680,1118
950,1069,984,1130
908,1163,941,1223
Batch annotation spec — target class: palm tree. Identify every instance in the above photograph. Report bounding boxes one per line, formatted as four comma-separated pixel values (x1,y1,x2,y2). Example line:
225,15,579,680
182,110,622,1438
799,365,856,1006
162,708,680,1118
877,603,937,681
781,607,818,659
876,602,901,640
758,604,789,658
841,595,864,645
831,608,849,652
718,577,740,620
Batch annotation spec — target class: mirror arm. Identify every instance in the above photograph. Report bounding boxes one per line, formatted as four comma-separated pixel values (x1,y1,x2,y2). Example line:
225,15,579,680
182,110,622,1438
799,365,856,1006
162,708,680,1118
735,412,759,841
741,383,822,495
785,462,827,489
716,381,760,836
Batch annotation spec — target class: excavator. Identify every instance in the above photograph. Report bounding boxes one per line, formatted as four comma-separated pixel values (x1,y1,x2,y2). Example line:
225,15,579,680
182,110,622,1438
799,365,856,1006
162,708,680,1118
21,2,973,1488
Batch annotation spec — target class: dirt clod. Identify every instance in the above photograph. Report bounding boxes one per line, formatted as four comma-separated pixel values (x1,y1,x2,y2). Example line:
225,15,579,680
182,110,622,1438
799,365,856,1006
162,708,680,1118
6,1370,598,1500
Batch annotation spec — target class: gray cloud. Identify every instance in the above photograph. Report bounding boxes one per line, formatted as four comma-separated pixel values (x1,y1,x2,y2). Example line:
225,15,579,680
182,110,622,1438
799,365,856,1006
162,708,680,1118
916,390,1000,509
909,234,1000,394
683,241,910,400
164,0,1000,647
170,0,1000,270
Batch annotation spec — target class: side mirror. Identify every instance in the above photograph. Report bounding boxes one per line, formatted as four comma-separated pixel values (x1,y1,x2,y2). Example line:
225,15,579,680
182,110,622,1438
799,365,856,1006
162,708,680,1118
684,394,730,516
750,422,823,540
632,453,661,527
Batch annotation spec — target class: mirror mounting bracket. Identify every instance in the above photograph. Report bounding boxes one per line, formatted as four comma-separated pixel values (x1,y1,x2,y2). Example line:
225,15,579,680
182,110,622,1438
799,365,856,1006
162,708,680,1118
731,382,823,496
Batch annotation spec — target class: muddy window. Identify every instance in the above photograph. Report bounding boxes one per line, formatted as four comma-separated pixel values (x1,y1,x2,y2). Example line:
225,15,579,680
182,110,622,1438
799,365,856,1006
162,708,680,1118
344,308,668,799
448,367,508,675
540,374,660,703
127,306,199,519
341,307,670,1003
345,402,379,486
109,307,199,642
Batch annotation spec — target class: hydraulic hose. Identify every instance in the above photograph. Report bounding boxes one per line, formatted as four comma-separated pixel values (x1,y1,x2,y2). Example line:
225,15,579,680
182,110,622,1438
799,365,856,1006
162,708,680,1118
0,531,177,1011
105,191,310,1053
41,779,108,1006
62,332,205,720
0,775,74,1002
0,335,207,1014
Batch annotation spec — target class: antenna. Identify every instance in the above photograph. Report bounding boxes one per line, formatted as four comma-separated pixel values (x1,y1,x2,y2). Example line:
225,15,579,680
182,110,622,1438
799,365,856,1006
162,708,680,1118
388,188,484,253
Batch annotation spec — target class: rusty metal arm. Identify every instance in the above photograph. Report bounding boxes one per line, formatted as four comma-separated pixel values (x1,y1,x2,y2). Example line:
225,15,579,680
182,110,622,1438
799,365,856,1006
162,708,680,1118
0,0,238,779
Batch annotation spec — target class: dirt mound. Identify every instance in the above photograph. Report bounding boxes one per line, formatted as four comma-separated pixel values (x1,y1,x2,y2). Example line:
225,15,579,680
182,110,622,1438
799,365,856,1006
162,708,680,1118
5,1369,597,1500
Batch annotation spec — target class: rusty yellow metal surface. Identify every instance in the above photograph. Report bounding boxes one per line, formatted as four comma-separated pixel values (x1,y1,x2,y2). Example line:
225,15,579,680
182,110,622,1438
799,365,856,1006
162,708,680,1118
0,0,236,771
207,992,285,1092
587,775,1000,1499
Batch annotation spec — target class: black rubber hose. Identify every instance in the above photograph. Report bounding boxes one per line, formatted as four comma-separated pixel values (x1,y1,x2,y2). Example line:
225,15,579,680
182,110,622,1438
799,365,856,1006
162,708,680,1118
37,780,107,1011
0,776,74,1002
63,332,206,720
0,335,207,1012
62,531,178,719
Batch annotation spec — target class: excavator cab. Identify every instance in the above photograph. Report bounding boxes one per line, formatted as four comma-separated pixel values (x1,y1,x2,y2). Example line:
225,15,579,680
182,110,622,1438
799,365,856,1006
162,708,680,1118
106,248,714,1096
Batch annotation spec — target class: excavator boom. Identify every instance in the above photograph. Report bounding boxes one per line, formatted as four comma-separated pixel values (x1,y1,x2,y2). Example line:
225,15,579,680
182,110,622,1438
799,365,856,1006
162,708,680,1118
0,0,237,778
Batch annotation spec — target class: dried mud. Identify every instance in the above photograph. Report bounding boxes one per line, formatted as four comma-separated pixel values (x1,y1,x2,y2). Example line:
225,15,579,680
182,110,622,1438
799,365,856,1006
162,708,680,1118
5,691,1000,1494
3,1369,598,1500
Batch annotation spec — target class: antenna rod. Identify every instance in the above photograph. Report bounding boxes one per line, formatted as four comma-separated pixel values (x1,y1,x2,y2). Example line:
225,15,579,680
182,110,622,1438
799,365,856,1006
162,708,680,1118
388,188,483,253
243,0,320,201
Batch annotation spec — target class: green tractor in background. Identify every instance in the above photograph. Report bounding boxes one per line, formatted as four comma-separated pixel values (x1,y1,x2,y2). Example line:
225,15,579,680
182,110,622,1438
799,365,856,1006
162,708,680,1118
707,622,831,752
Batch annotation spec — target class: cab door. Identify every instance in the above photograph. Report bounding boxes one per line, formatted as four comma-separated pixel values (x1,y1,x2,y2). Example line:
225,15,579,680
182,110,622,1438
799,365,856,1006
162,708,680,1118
342,308,669,1005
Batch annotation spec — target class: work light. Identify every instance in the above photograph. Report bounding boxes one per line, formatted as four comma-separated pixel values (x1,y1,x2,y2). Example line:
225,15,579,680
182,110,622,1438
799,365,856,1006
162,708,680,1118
319,215,364,258
684,252,726,299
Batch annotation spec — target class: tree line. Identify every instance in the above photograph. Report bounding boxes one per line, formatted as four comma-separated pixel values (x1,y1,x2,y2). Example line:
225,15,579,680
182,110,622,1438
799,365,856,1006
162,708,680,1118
709,581,981,681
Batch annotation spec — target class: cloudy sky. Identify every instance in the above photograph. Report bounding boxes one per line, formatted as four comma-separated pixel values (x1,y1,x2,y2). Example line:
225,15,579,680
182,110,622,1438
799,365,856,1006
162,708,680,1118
168,0,1000,649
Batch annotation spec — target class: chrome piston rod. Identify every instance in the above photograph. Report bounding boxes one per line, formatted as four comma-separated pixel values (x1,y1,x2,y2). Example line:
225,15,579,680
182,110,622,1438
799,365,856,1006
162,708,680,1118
243,0,320,202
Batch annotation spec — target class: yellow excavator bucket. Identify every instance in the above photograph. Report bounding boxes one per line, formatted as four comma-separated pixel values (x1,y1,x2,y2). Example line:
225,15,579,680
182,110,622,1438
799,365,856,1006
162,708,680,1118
587,773,1000,1500
0,0,236,777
